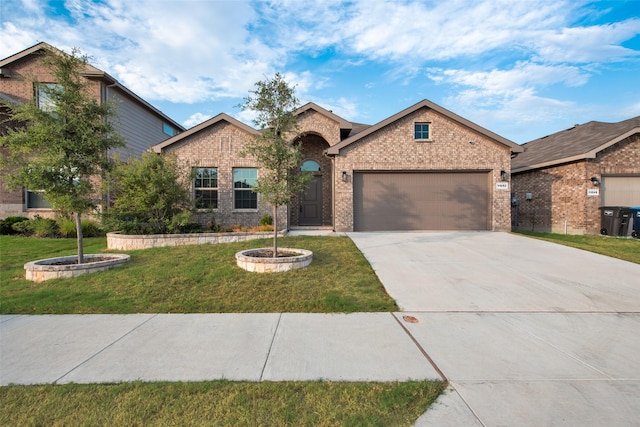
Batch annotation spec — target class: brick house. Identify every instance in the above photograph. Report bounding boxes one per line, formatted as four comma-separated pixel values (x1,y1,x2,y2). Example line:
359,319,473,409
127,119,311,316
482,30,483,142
153,99,523,232
0,42,184,218
511,116,640,234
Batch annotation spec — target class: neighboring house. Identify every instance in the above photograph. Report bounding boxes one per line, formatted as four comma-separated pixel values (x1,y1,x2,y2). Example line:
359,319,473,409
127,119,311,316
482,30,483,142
511,116,640,234
153,99,523,232
0,42,184,219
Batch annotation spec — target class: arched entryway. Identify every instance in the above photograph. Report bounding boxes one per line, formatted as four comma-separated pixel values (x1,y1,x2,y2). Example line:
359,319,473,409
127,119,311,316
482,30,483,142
291,134,332,227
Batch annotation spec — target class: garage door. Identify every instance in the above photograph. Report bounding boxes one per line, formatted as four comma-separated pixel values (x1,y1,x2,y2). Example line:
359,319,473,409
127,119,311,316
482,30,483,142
353,172,490,231
602,176,640,206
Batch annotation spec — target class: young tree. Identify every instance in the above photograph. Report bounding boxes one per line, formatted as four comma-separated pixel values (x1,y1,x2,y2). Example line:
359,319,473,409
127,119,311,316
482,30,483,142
0,47,124,263
239,73,312,256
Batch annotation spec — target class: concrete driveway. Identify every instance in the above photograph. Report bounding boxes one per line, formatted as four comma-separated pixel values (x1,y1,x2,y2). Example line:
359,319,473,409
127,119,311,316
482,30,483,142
348,232,640,427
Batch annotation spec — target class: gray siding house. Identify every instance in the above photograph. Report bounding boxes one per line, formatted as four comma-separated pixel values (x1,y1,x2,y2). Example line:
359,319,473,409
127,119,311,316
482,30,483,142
0,42,185,218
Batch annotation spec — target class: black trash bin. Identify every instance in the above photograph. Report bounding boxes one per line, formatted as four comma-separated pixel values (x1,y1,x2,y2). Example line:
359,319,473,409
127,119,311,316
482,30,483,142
630,206,640,239
599,206,632,236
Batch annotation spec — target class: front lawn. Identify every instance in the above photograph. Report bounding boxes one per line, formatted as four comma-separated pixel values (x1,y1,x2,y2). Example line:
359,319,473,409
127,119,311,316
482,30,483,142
0,380,445,427
514,231,640,264
0,235,398,314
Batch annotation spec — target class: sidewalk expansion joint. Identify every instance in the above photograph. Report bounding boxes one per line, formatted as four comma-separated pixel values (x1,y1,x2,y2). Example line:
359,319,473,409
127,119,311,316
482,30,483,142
259,312,282,381
54,314,159,384
390,312,448,384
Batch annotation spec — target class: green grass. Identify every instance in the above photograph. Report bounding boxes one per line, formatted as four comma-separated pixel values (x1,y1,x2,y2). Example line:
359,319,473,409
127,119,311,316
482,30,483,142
0,380,446,427
513,231,640,264
0,235,398,314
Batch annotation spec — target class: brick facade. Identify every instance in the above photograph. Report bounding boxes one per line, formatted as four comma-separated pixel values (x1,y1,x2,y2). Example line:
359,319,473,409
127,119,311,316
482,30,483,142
161,120,288,229
333,107,513,231
511,133,640,234
156,102,518,232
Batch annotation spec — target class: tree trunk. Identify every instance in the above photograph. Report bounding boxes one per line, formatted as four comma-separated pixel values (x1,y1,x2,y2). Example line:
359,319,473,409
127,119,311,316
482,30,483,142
273,204,278,258
75,211,84,264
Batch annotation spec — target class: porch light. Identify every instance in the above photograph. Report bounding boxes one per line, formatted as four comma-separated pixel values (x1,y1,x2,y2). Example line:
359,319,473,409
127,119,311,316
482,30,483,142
500,170,509,181
590,176,600,186
342,171,348,182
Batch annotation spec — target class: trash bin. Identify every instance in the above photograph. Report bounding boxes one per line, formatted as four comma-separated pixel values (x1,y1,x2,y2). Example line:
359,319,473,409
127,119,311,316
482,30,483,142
599,206,632,236
630,206,640,239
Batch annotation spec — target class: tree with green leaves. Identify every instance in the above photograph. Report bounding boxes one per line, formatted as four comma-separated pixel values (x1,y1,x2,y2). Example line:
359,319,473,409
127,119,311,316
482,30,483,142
0,47,124,263
102,152,194,234
239,73,312,256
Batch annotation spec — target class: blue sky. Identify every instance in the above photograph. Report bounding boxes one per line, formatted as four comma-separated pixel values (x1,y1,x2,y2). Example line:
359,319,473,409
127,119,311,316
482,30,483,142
1,0,639,143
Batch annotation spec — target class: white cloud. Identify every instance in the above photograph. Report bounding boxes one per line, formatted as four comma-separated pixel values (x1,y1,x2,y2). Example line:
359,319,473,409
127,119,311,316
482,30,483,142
182,112,212,129
532,20,640,63
1,0,638,133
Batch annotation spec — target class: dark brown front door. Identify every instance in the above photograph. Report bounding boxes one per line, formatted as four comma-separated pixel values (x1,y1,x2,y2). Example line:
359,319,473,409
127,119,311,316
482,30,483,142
300,175,322,226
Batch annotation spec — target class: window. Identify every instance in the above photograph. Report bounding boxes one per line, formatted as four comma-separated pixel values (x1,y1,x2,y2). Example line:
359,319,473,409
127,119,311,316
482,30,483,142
36,83,61,111
301,160,321,172
163,123,176,136
26,190,51,209
194,168,218,209
414,122,431,140
233,168,257,209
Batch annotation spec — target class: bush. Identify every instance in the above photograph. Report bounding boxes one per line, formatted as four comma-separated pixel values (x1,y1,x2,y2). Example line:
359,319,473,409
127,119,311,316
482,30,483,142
13,216,61,237
0,216,29,235
81,219,104,237
166,211,201,234
57,216,77,237
260,214,273,226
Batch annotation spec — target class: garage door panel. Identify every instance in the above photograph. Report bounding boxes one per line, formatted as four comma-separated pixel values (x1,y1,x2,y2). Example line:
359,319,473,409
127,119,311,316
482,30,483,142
354,172,490,231
602,177,640,206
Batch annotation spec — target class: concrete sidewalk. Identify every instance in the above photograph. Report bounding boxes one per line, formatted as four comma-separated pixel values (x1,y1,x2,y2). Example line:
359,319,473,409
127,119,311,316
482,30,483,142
0,312,442,385
2,231,640,426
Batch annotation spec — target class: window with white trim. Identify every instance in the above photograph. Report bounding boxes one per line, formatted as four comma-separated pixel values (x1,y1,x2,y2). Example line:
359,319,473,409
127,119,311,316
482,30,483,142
194,168,218,209
414,122,431,140
233,168,257,209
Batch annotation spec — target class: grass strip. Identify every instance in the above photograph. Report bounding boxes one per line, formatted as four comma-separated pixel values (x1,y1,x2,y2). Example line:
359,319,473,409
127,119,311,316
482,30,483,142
0,235,398,314
0,380,445,427
514,231,640,264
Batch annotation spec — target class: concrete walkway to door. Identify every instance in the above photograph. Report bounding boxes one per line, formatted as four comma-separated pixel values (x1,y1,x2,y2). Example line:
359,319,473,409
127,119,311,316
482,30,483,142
348,232,640,426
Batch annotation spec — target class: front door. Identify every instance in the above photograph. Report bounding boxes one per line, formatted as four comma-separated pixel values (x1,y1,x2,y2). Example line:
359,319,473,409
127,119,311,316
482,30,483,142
300,175,322,226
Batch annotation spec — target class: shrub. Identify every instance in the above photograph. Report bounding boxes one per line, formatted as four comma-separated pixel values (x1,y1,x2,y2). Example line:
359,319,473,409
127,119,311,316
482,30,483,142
0,216,29,235
57,216,77,237
260,214,273,226
15,216,60,238
104,153,193,234
81,219,104,237
167,211,201,234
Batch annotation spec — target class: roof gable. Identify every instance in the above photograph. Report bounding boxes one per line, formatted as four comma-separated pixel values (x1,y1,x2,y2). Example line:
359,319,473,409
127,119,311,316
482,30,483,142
327,99,521,155
152,113,258,152
295,102,353,130
512,116,640,173
1,42,184,132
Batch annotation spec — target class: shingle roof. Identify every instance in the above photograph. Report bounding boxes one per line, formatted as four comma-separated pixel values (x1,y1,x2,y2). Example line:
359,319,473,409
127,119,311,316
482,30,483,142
511,116,640,173
327,99,522,155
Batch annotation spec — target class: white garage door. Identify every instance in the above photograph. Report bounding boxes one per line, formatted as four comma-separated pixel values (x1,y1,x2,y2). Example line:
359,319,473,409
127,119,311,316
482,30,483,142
353,171,491,231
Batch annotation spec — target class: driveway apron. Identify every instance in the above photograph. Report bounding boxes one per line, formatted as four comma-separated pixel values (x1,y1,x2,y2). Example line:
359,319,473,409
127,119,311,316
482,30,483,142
348,231,640,427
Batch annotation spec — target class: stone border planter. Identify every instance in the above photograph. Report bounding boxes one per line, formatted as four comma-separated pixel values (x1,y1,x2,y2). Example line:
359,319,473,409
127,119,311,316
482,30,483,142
107,230,286,250
24,254,130,283
235,248,313,273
